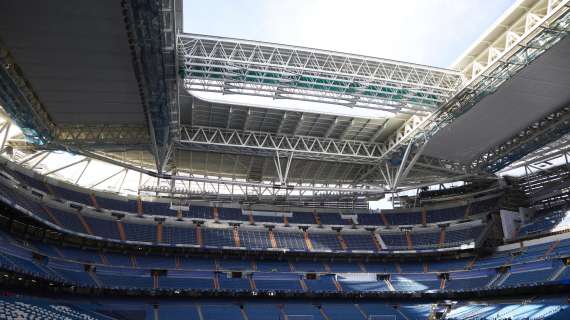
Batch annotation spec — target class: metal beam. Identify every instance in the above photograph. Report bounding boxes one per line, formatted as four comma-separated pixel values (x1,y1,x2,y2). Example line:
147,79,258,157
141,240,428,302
177,33,464,114
52,124,150,149
123,0,175,173
474,103,570,172
178,125,390,164
348,1,570,171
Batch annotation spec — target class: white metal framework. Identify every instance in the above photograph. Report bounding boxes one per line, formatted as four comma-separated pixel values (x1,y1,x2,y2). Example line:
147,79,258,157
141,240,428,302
1,0,568,204
376,0,570,175
453,0,570,80
179,125,391,164
177,34,464,115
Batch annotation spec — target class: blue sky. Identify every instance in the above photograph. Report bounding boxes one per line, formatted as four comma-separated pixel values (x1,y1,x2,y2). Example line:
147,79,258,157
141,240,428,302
183,0,517,68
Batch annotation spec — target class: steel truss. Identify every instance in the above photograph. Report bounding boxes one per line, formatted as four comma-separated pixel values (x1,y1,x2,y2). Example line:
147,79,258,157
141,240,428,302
374,0,570,177
177,34,464,114
0,40,54,145
502,135,570,172
468,2,570,172
122,0,177,172
474,104,570,173
177,124,469,173
456,0,570,81
517,163,570,208
179,125,389,164
52,125,150,149
139,177,384,203
9,147,384,203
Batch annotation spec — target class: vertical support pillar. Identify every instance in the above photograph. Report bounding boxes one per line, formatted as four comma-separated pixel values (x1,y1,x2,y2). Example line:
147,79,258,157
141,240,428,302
90,193,99,210
41,205,62,227
248,274,257,291
137,196,144,216
313,209,321,225
438,227,446,246
213,273,220,290
157,223,163,243
421,208,427,226
337,233,348,250
248,208,254,224
196,225,203,246
44,182,55,196
304,230,314,251
76,212,93,235
152,273,158,289
213,207,220,221
464,203,471,219
380,212,389,226
117,221,127,241
405,231,413,250
233,225,241,247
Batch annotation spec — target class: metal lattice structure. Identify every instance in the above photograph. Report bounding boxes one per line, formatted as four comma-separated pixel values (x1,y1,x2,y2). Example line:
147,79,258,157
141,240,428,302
179,125,392,164
0,0,569,204
177,34,464,114
377,0,570,175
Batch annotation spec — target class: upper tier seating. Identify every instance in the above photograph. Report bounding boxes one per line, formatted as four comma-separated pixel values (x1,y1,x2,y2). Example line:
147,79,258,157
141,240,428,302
0,176,486,252
518,208,570,237
317,212,353,225
1,166,498,228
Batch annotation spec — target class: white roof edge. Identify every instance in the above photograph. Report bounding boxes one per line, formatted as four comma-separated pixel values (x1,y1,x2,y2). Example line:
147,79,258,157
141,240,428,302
450,0,531,69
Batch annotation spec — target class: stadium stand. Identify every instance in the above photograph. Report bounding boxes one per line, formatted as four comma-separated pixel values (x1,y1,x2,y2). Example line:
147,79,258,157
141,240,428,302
1,1,570,318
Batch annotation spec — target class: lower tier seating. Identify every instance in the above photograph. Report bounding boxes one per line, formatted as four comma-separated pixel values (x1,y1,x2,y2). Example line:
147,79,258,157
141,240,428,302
1,295,570,320
1,228,569,295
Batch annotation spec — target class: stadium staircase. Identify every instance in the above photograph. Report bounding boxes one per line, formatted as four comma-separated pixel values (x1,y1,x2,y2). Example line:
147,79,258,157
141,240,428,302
395,307,411,320
196,303,205,320
549,265,567,281
489,271,511,288
353,304,368,320
88,271,102,287
319,306,331,320
385,278,396,292
543,240,560,258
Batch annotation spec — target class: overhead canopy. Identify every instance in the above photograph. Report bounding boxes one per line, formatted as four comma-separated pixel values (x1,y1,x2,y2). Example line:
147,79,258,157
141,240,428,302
0,0,144,125
424,37,570,164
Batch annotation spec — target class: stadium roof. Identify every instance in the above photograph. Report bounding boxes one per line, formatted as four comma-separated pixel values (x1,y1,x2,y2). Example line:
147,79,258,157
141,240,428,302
0,0,568,204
